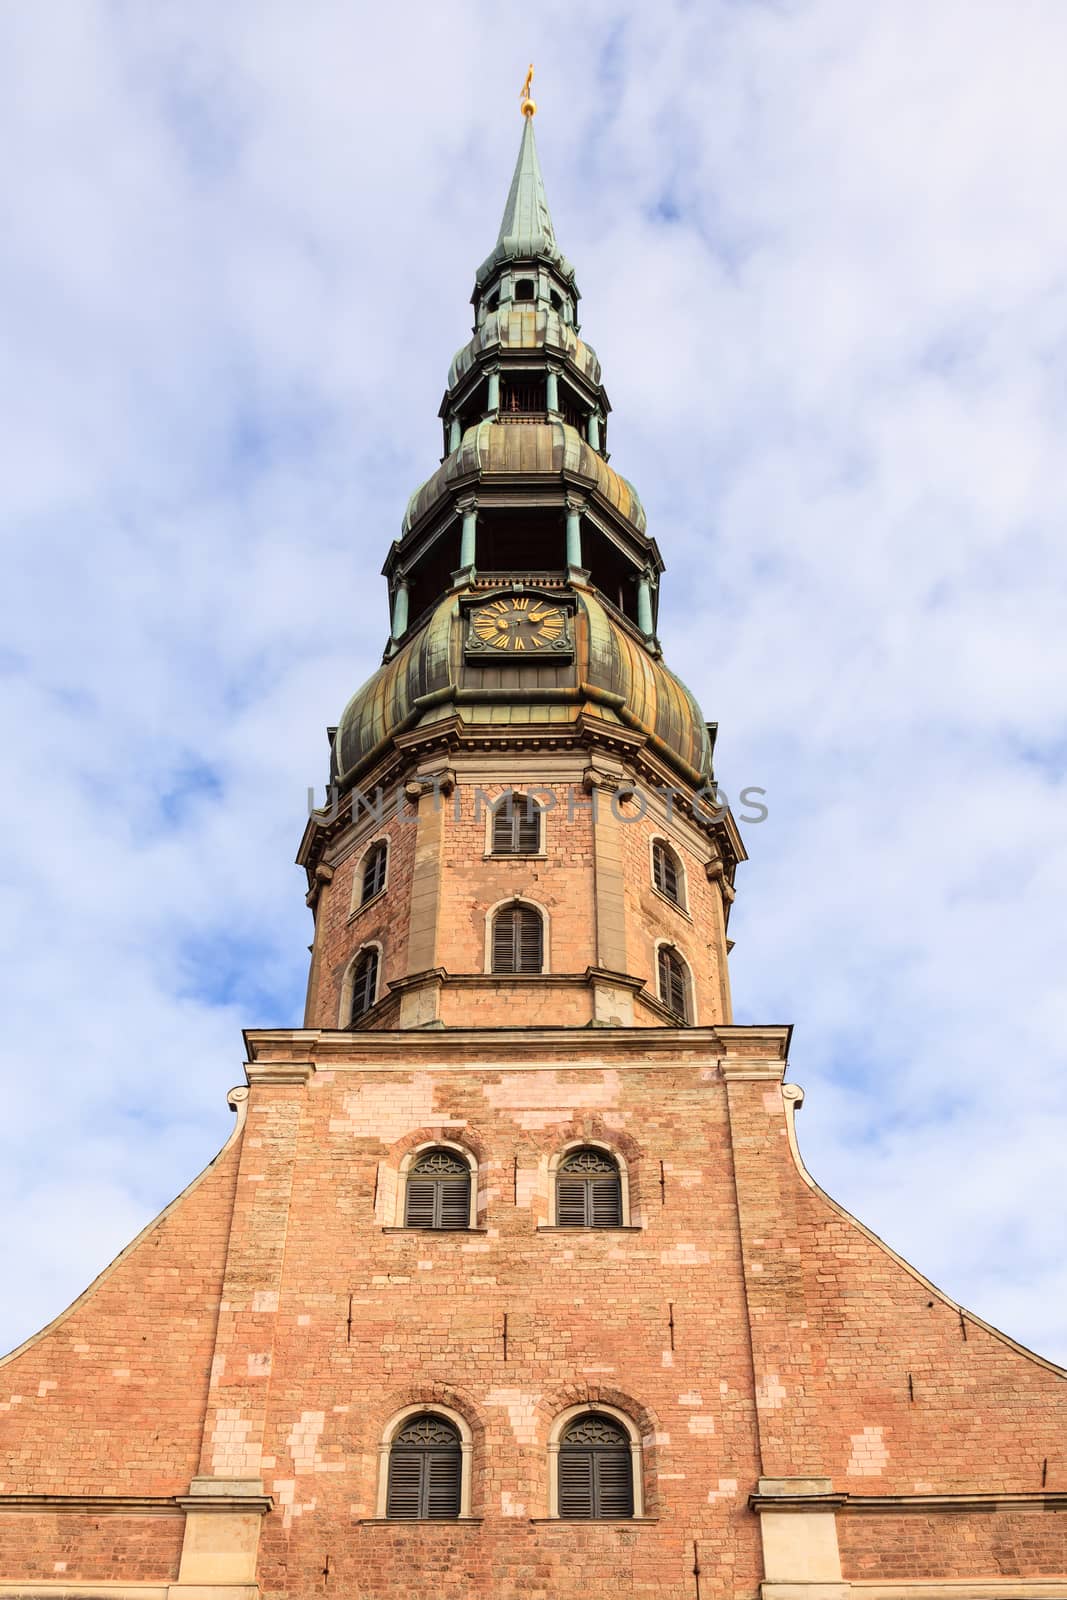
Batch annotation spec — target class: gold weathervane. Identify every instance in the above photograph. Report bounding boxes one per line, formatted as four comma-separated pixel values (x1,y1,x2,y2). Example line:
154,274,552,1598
520,63,536,118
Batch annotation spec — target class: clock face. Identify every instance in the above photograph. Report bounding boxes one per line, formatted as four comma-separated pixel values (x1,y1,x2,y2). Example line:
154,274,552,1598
469,595,569,654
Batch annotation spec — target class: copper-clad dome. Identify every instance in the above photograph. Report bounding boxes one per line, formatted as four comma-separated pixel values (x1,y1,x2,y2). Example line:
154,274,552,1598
404,419,645,538
332,587,712,790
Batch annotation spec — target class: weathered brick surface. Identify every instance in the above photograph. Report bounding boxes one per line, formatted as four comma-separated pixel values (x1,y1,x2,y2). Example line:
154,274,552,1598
0,1511,183,1583
839,1509,1067,1578
727,1077,1066,1494
0,1120,242,1498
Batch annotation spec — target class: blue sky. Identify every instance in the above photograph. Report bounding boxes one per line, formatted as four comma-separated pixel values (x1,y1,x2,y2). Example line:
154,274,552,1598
2,0,1066,1363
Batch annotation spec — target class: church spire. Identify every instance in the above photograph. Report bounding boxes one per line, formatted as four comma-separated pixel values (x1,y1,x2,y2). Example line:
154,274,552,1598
474,90,576,301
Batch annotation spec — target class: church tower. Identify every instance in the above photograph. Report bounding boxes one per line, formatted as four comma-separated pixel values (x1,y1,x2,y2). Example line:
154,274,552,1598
1,94,1065,1600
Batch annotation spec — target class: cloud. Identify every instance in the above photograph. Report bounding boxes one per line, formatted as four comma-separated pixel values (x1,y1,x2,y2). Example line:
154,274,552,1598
1,0,1065,1366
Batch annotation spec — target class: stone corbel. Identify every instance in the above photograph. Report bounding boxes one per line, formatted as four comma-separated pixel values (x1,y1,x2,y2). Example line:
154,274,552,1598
706,849,736,904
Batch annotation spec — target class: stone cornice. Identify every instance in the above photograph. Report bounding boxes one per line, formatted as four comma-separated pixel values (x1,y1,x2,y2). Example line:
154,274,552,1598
750,1488,1067,1514
0,1494,184,1517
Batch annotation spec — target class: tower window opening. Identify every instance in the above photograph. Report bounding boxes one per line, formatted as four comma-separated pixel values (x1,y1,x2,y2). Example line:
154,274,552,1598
558,1414,634,1519
404,1148,472,1230
492,793,542,855
500,376,546,418
386,1414,462,1519
349,947,380,1024
657,944,691,1023
555,1147,622,1228
486,290,500,313
560,394,584,432
514,278,535,301
652,840,681,905
491,902,543,974
550,288,563,311
361,841,388,904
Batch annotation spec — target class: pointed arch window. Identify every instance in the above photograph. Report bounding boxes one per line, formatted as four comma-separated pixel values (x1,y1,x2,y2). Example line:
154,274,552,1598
556,1147,622,1228
349,947,380,1024
558,1414,634,1519
652,840,681,905
657,944,690,1023
386,1414,462,1520
491,902,543,974
491,793,542,855
404,1148,472,1230
361,841,388,904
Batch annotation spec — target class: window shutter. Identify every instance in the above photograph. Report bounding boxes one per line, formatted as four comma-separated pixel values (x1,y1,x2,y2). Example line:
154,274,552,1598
556,1178,589,1228
492,909,517,972
385,1452,424,1519
404,1179,437,1229
362,843,387,902
350,948,379,1024
425,1451,462,1518
593,1450,634,1518
518,906,542,971
558,1450,595,1518
437,1178,471,1230
492,794,539,854
559,1415,633,1520
590,1174,622,1228
653,842,679,902
657,946,688,1021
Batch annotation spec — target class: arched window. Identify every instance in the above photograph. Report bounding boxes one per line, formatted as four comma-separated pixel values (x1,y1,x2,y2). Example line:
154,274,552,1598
556,1147,622,1228
558,1414,634,1519
361,841,387,904
491,792,541,855
404,1148,472,1230
514,277,535,301
491,902,543,973
652,839,682,905
657,944,690,1023
386,1414,462,1520
349,947,380,1024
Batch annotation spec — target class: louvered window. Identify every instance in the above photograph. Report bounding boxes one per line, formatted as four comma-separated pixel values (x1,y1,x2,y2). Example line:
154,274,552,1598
652,840,680,904
491,793,541,855
558,1415,634,1519
491,903,543,974
349,947,380,1024
657,945,690,1022
361,841,387,903
404,1149,472,1230
555,1147,622,1228
386,1415,462,1519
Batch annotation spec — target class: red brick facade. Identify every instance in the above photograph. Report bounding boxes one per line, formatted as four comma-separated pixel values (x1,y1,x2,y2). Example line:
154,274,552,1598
1,1033,1063,1598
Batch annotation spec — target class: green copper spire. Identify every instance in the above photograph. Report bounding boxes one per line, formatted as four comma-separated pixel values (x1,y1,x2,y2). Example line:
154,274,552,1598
475,115,576,290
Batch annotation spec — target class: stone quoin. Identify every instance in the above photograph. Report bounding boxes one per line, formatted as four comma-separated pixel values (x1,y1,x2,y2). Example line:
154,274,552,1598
1,81,1064,1600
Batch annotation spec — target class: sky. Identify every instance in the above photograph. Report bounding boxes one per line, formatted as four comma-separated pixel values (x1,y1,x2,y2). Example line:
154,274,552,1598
1,0,1065,1365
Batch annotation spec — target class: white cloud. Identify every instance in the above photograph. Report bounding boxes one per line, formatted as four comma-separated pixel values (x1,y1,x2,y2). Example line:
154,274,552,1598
1,0,1065,1365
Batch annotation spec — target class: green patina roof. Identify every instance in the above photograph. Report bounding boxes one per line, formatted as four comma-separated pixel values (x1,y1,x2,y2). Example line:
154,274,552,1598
475,118,576,288
448,307,601,392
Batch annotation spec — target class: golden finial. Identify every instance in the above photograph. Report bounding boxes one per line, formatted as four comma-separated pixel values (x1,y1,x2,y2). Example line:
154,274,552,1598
520,63,536,118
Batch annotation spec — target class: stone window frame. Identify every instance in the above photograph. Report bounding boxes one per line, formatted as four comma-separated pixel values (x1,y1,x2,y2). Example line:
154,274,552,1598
376,1403,475,1520
394,1138,480,1230
544,1139,632,1228
484,895,551,975
653,938,696,1025
483,790,547,859
350,835,390,915
648,834,690,916
547,1403,644,1520
339,939,384,1026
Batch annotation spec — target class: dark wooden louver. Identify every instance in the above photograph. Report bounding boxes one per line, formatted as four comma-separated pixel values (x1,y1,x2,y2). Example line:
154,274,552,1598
492,794,541,855
361,841,387,903
558,1414,633,1519
386,1415,462,1519
556,1147,622,1228
404,1149,471,1230
657,945,689,1022
349,948,379,1024
652,840,679,903
491,904,543,973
